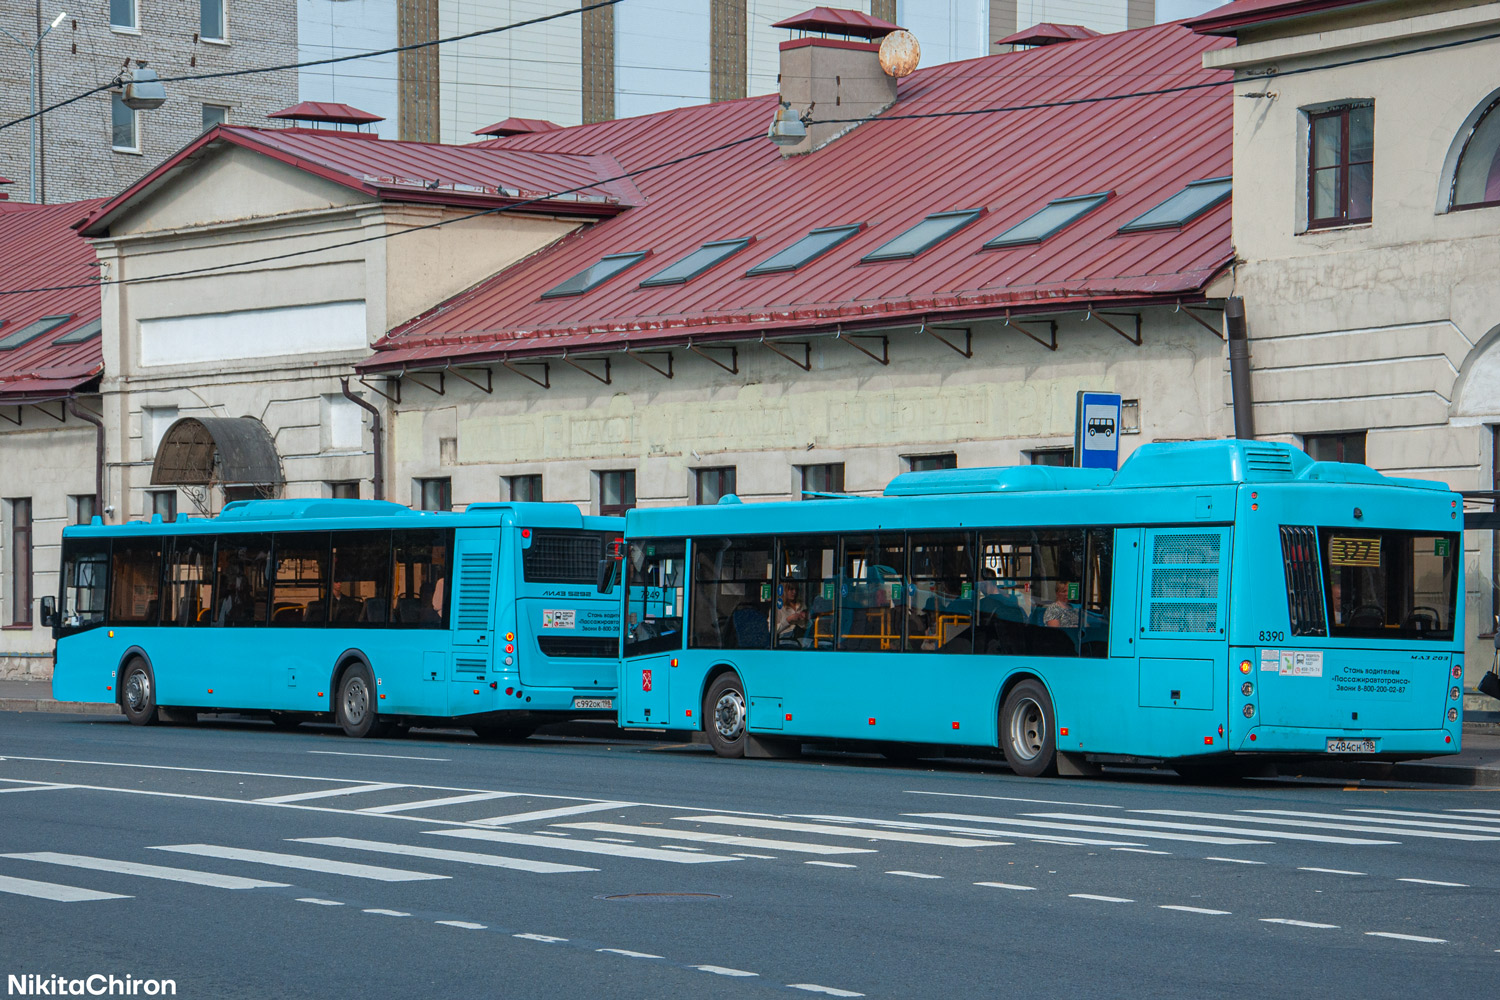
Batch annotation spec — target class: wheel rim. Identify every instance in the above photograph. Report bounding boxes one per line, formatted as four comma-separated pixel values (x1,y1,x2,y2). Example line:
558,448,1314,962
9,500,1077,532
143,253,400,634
343,676,370,725
1008,696,1045,762
124,669,150,713
713,688,745,741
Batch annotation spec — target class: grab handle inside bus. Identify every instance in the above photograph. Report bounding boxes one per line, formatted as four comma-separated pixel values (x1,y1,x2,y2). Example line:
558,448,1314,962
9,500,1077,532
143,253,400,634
597,538,625,593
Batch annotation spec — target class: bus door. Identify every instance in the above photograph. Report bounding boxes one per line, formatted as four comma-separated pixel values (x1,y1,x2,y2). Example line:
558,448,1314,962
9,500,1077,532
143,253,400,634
449,533,499,714
619,539,686,727
1133,527,1232,756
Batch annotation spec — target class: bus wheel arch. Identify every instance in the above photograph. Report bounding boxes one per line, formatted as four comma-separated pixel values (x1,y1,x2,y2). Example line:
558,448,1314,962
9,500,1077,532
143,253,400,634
702,666,747,759
331,652,388,739
997,673,1058,778
117,652,159,726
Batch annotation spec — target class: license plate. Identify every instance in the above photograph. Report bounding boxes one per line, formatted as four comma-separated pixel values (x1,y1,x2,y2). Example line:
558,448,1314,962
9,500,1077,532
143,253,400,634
1326,737,1377,753
573,698,613,710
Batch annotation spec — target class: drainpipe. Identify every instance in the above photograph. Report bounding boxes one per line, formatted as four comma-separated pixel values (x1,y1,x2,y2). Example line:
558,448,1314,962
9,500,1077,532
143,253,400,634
340,377,384,501
1225,296,1256,440
66,396,106,519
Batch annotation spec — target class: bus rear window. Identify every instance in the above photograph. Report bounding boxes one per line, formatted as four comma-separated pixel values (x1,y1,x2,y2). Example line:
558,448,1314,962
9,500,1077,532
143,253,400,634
523,531,608,585
1321,529,1457,641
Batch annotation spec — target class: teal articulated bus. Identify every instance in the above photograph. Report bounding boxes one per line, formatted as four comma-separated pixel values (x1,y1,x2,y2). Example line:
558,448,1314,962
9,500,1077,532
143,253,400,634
47,500,622,738
610,441,1464,777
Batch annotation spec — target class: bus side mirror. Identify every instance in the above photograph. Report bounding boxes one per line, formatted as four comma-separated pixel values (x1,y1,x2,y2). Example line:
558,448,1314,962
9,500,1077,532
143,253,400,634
597,539,624,593
39,596,56,629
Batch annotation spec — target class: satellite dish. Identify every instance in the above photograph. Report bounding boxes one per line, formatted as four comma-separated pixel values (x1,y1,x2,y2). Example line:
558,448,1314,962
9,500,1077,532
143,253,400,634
879,30,920,78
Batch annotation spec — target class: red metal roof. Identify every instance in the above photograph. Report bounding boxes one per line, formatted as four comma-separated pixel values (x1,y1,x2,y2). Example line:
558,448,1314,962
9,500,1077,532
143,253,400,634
771,6,900,37
78,126,641,237
0,199,106,402
473,118,563,138
997,23,1102,46
363,22,1235,372
1186,0,1379,34
267,102,385,124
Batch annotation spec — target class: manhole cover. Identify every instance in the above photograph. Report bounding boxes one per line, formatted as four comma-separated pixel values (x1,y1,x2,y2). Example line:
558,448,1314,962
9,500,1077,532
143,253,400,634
596,892,727,903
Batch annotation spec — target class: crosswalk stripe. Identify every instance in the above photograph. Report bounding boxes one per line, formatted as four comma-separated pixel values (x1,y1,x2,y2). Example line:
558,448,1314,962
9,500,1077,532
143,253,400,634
256,783,405,805
426,828,743,864
803,813,1135,847
148,844,447,881
358,792,522,815
1398,878,1468,887
291,837,598,873
789,985,864,997
906,813,1269,846
1160,905,1230,915
1365,932,1447,944
1260,918,1337,929
557,822,876,856
1213,810,1500,842
3,852,288,889
1335,810,1500,834
0,874,130,902
0,783,74,794
674,815,1009,848
975,882,1036,891
1028,812,1396,846
1448,808,1500,816
471,802,637,827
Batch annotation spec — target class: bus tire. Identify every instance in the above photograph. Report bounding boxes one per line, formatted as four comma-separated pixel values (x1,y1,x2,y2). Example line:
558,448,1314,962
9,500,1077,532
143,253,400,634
335,664,388,738
704,672,747,759
1000,679,1057,777
119,658,159,726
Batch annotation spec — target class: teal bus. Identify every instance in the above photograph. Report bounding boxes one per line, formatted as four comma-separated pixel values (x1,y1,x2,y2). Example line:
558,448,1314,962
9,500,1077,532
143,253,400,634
610,441,1465,776
46,500,622,738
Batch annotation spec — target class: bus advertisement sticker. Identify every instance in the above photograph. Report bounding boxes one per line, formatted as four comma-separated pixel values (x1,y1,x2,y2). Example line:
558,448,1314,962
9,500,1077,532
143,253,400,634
1281,651,1323,677
1260,649,1281,673
543,609,577,629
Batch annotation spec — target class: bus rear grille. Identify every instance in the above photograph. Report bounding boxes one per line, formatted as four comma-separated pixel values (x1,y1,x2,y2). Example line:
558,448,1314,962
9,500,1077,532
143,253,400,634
1245,446,1296,479
524,532,605,584
1152,533,1220,565
456,550,493,631
454,658,487,676
537,637,617,658
1148,603,1218,633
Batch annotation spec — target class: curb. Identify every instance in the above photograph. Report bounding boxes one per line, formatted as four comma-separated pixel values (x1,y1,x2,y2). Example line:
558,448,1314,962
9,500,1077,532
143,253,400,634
0,698,121,717
1285,758,1500,787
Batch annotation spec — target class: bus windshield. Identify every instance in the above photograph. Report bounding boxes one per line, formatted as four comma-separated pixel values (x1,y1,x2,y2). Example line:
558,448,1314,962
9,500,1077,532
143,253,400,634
1321,529,1458,640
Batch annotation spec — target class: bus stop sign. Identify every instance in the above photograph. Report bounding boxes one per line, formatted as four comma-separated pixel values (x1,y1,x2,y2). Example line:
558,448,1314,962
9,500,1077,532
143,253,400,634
1075,391,1122,470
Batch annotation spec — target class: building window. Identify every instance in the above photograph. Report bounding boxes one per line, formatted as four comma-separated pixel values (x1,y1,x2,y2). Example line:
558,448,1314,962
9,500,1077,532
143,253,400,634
415,478,451,511
1028,448,1074,467
328,481,359,500
905,454,956,473
1452,94,1500,210
505,475,543,503
111,92,139,152
150,490,177,521
599,470,635,516
798,463,844,499
1121,400,1141,435
201,0,227,41
70,495,98,525
1308,104,1373,228
202,104,229,131
694,467,736,505
7,499,32,626
110,0,137,30
1303,432,1366,464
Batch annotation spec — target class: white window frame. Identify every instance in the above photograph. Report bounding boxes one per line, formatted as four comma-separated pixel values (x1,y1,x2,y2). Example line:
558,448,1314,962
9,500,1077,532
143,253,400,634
110,0,139,33
201,103,230,131
110,91,140,154
200,0,229,43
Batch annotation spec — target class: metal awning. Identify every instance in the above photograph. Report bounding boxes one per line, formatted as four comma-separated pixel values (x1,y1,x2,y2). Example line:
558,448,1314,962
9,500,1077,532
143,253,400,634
151,416,284,489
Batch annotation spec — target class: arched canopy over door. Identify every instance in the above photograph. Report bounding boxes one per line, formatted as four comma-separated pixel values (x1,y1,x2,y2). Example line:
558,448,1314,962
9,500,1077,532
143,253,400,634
151,416,284,492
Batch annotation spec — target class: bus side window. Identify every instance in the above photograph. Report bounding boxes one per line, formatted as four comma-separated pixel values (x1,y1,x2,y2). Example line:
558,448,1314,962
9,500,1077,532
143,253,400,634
60,539,109,630
214,534,271,626
109,540,162,626
778,535,837,650
624,539,685,657
1081,528,1112,658
689,536,773,650
163,536,216,627
908,532,974,654
330,531,392,626
839,534,906,652
272,532,330,625
391,529,451,627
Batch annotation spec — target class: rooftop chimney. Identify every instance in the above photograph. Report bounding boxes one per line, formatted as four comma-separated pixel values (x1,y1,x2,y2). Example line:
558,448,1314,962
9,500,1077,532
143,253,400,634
771,6,907,157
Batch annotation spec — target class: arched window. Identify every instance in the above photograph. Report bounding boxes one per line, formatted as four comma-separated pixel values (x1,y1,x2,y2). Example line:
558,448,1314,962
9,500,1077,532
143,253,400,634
1453,96,1500,210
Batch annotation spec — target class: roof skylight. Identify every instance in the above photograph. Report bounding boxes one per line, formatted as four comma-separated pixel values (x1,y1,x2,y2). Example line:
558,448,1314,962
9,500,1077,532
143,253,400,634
52,318,102,345
0,314,72,351
640,238,751,287
1119,177,1231,232
746,225,861,276
862,209,984,262
540,252,648,298
984,193,1110,249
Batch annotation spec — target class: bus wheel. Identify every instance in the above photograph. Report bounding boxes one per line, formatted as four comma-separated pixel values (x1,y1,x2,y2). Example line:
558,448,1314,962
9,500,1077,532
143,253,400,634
704,672,747,759
119,659,159,726
1000,680,1057,777
336,665,388,738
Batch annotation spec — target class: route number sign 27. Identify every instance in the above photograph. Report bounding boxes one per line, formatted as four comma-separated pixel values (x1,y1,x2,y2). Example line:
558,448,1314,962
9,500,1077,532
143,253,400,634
1074,391,1122,471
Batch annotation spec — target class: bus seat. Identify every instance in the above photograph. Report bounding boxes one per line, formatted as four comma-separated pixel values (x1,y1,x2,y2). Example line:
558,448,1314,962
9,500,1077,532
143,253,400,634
396,597,423,623
731,606,771,649
359,597,387,624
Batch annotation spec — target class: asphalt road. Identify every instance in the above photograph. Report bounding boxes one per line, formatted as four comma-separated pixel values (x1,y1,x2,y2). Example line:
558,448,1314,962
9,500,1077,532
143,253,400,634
2,712,1498,1000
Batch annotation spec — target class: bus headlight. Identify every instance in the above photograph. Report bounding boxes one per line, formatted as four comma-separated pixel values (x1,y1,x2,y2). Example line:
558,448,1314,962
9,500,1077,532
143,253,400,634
1242,703,1255,719
1241,681,1254,697
1450,686,1461,701
1448,707,1459,722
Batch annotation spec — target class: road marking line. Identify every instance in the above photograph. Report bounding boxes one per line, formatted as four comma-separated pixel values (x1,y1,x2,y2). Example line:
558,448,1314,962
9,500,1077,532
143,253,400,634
0,783,75,794
436,921,486,930
296,898,343,906
733,853,777,859
1207,810,1500,842
363,908,409,917
1449,808,1500,816
692,966,757,977
256,783,405,805
307,751,450,761
1296,810,1500,835
886,871,942,879
821,813,1129,847
3,852,289,890
1113,848,1172,855
427,828,741,864
675,815,1007,847
149,845,447,882
910,812,1268,846
1160,905,1231,915
0,874,130,902
1298,867,1365,876
904,790,1122,809
1350,809,1500,829
1033,811,1394,846
514,933,568,943
1365,932,1447,944
975,882,1035,891
805,861,857,868
559,821,876,855
1398,878,1469,887
593,838,635,844
473,802,638,826
1070,894,1134,903
597,949,662,959
358,792,521,814
292,837,597,874
1260,918,1338,929
1206,857,1264,865
789,985,864,997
